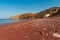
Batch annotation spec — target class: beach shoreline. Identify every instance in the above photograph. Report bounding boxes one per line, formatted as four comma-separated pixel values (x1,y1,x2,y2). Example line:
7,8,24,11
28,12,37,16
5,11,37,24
0,17,60,40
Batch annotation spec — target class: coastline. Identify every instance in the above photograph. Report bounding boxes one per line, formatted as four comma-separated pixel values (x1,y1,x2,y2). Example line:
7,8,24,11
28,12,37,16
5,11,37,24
0,17,60,40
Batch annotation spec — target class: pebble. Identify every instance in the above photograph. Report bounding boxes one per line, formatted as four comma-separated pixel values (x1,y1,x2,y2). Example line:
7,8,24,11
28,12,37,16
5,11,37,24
35,23,39,27
53,33,60,37
42,38,45,40
46,34,48,36
43,28,47,30
17,24,20,26
24,36,28,38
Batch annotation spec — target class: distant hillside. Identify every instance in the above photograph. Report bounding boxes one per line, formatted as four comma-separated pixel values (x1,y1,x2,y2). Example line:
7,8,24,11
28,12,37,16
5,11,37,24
10,7,60,19
36,7,60,18
10,13,37,19
10,15,20,19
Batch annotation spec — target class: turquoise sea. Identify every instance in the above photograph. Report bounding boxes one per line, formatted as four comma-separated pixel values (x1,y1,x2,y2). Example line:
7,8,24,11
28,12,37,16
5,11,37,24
0,19,21,24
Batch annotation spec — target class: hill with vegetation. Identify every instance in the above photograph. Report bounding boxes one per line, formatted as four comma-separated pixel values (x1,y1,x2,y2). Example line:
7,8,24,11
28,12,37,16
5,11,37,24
10,7,60,19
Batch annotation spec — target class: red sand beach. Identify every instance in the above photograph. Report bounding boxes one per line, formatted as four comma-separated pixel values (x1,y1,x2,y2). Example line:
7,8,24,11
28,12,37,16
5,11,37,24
0,17,60,40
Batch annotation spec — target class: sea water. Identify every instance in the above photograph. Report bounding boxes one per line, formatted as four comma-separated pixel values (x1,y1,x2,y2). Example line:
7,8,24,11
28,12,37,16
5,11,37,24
0,19,21,24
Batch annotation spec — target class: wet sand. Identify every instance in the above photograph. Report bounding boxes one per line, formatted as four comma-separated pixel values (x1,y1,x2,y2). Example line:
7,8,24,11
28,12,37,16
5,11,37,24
0,17,60,40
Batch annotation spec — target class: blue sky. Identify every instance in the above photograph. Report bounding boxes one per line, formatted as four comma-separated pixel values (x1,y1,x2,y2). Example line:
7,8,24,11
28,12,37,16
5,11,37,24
0,0,60,19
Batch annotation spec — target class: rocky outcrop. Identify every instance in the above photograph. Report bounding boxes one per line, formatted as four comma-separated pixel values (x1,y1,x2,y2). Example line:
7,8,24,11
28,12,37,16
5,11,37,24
36,7,60,18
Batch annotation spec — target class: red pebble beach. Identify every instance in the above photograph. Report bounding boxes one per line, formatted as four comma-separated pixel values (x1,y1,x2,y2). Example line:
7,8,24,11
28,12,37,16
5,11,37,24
0,17,60,40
